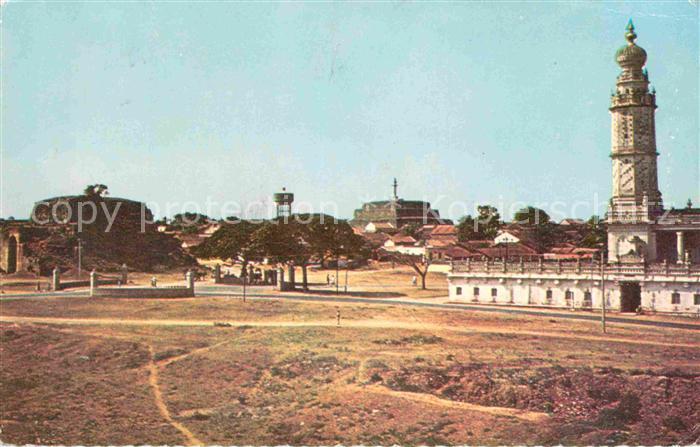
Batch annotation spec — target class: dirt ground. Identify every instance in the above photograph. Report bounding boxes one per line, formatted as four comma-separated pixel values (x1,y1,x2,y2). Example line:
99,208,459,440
1,290,699,446
0,262,446,297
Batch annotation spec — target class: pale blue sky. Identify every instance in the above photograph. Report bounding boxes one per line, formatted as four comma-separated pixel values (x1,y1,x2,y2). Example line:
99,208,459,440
2,1,698,221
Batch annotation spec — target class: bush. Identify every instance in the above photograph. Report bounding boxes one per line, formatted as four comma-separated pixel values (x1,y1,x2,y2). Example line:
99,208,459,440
662,416,687,432
595,392,641,429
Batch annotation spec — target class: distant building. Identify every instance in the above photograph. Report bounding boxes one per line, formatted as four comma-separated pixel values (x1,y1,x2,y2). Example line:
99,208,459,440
364,221,397,234
559,218,585,226
351,178,450,229
382,234,425,256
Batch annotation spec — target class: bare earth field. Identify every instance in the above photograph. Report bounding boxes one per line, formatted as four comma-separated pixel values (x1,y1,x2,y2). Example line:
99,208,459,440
1,279,700,445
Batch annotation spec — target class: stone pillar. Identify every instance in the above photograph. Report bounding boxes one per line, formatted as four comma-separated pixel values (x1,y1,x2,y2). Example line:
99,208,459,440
676,231,685,264
121,264,128,285
277,267,285,291
89,270,98,297
213,264,221,284
52,267,60,291
186,270,195,290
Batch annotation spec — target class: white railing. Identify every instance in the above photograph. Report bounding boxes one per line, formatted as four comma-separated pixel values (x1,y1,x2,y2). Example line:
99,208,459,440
451,259,700,277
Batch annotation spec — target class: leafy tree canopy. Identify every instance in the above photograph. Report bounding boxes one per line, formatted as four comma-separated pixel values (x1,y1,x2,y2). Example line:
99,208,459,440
400,223,422,240
83,184,109,197
580,215,607,249
513,206,551,226
457,205,502,242
193,220,259,265
171,212,211,226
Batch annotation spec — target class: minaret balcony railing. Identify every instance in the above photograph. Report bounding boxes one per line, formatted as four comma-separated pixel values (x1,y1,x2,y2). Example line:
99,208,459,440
610,93,656,108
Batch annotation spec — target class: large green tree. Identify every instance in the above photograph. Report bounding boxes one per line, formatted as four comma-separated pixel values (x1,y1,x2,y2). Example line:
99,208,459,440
400,223,422,240
580,215,607,249
83,184,109,197
513,206,551,226
193,219,259,276
512,206,561,252
249,215,367,291
250,219,306,289
457,205,502,242
384,251,432,290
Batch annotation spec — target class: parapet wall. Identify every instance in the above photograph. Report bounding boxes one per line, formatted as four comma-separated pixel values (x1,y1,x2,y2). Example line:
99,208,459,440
59,278,119,290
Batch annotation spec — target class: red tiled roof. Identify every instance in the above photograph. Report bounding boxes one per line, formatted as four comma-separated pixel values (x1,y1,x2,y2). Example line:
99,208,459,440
389,234,417,245
370,222,396,229
426,238,455,248
430,224,457,236
361,232,390,245
476,242,539,258
441,245,476,259
462,240,494,249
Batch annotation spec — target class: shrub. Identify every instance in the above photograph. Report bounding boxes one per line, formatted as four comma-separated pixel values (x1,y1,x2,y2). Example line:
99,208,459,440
662,416,686,432
595,392,641,429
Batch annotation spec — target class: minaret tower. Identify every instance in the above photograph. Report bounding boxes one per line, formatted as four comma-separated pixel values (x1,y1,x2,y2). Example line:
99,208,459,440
607,20,662,262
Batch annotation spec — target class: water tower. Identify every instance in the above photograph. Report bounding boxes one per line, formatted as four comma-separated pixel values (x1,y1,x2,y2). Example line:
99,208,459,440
273,187,294,218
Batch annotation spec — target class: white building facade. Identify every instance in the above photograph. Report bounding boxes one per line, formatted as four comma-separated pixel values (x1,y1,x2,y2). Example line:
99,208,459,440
449,259,700,315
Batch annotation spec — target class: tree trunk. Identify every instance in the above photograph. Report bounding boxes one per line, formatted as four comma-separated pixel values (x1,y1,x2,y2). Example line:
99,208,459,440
240,260,248,278
420,272,427,290
302,264,309,291
288,263,296,290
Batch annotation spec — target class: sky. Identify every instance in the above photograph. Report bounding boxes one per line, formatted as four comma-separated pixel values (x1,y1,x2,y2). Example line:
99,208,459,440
1,1,698,222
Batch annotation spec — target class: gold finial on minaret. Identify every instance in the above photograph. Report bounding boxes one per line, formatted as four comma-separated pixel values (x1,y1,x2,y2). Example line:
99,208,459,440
625,19,637,45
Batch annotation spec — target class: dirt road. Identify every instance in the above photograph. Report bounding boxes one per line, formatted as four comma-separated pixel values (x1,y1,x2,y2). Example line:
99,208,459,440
1,315,698,348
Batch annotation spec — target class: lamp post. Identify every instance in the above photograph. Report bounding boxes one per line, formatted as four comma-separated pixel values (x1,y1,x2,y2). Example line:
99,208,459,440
600,253,606,333
76,238,83,279
242,272,246,303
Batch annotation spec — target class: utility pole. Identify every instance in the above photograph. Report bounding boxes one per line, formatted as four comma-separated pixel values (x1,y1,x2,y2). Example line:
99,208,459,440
77,239,82,279
600,253,606,333
344,266,348,294
242,273,247,303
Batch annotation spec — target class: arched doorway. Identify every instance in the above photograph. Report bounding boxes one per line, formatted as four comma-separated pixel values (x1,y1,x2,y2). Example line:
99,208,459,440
620,282,641,312
7,236,18,274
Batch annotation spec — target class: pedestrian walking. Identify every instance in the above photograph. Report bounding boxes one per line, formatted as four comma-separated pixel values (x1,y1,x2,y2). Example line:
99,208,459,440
336,308,341,327
411,276,417,287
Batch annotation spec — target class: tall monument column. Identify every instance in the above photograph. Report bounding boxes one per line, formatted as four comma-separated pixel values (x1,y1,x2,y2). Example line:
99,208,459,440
607,21,661,262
